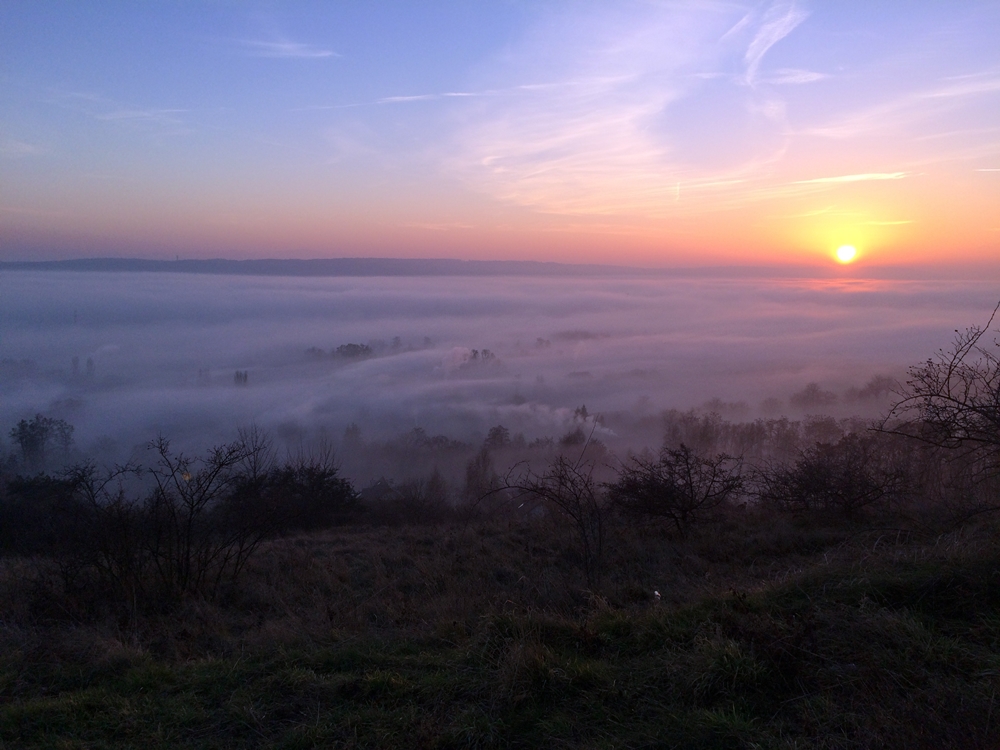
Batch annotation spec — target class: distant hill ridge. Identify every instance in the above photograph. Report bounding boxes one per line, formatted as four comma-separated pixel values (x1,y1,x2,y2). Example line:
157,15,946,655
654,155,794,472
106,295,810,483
1,257,982,280
0,257,643,277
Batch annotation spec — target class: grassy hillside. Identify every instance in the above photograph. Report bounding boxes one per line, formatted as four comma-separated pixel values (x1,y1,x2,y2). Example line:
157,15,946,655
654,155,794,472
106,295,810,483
3,515,999,749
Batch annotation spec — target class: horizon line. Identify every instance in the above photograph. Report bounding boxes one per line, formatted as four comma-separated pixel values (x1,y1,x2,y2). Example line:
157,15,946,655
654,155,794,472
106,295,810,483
1,256,998,281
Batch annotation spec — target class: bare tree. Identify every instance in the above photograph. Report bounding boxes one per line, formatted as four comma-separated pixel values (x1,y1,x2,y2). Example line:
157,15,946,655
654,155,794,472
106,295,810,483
608,443,743,535
754,434,907,519
66,461,146,605
502,439,607,587
2,427,358,611
883,301,1000,480
143,435,273,601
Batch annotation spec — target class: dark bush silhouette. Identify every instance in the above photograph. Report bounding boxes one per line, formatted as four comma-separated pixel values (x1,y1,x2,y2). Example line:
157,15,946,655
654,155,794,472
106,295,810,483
362,470,452,526
789,382,837,409
756,433,907,519
503,455,607,587
0,429,358,610
559,428,587,447
608,443,743,535
9,414,74,472
0,473,86,556
335,343,373,359
258,463,358,531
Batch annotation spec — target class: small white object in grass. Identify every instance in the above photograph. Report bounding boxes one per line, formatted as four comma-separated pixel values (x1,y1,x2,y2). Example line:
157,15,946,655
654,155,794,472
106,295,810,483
654,590,661,601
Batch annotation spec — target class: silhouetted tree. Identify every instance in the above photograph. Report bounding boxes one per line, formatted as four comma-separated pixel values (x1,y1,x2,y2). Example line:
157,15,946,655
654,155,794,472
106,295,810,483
464,448,497,504
884,301,1000,481
608,443,743,535
9,414,74,472
335,343,373,359
485,425,511,450
756,433,907,519
790,382,837,409
504,455,607,587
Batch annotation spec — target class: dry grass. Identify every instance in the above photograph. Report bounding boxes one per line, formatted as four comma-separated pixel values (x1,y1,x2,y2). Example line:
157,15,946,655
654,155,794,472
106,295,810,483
3,511,1000,747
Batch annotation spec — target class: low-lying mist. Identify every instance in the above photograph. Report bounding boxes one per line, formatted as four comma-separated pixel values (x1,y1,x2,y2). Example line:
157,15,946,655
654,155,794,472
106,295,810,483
2,269,996,488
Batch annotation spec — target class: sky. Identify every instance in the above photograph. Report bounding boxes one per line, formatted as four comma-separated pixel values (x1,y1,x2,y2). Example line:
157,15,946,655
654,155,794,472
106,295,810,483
2,1,999,268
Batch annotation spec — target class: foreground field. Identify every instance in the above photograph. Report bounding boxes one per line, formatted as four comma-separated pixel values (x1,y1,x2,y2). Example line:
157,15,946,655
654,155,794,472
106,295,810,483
3,515,999,749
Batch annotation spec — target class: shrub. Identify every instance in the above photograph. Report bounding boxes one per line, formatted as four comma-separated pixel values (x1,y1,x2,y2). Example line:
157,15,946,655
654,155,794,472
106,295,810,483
363,471,452,526
756,433,907,519
0,429,358,610
608,444,743,535
334,343,373,359
258,464,359,531
503,455,607,587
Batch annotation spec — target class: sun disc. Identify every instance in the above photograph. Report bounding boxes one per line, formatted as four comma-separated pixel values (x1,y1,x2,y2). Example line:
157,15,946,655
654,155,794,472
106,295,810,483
835,245,857,263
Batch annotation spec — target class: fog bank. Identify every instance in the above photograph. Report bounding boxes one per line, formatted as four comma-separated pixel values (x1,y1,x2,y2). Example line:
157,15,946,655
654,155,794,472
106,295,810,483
2,270,996,482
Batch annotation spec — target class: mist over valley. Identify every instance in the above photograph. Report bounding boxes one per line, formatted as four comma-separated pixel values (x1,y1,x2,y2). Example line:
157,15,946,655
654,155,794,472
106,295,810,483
3,265,996,491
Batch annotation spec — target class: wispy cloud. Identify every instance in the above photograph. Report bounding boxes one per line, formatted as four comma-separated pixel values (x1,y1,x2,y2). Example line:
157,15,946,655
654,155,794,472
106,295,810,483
764,68,828,85
444,3,813,217
381,91,482,103
278,2,995,230
0,139,45,158
792,172,908,185
802,74,1000,140
299,88,518,111
240,39,338,59
96,109,187,125
47,91,193,136
743,3,808,86
378,94,440,103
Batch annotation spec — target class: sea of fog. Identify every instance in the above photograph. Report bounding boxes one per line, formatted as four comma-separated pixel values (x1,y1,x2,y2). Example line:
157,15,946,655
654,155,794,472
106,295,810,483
1,270,997,474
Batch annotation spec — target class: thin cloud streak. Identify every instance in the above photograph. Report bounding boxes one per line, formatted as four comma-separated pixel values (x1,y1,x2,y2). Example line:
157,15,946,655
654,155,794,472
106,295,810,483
440,2,855,218
96,109,188,125
792,172,908,185
239,39,338,59
45,91,193,136
802,74,1000,140
0,139,45,157
299,81,622,112
743,2,808,86
765,68,828,85
433,4,999,225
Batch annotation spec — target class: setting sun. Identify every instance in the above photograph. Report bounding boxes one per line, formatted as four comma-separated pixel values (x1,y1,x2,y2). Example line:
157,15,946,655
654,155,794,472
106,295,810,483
835,245,858,264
